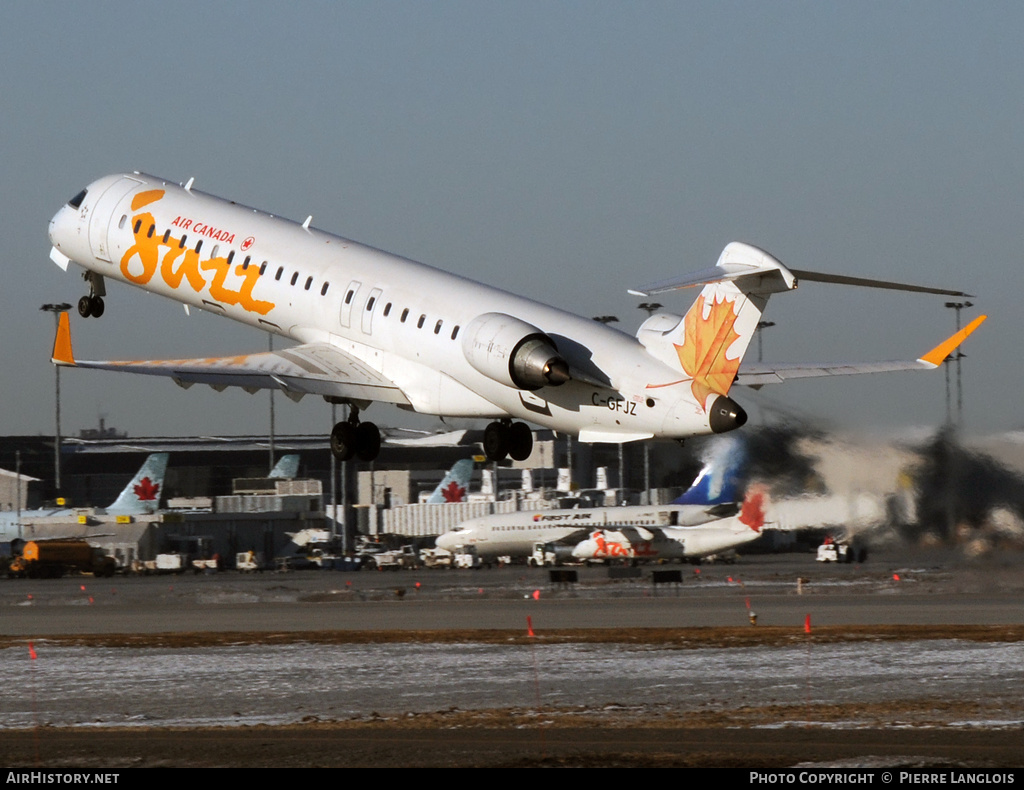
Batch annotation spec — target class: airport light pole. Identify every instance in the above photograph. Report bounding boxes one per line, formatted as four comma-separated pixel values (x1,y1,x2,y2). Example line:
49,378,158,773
330,403,337,542
756,321,775,363
40,303,72,495
636,305,662,503
944,302,973,425
268,334,276,472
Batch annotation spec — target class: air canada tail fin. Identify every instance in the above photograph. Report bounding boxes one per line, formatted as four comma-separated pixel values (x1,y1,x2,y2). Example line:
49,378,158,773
673,435,747,506
106,453,169,515
426,459,475,504
268,454,300,479
636,243,796,407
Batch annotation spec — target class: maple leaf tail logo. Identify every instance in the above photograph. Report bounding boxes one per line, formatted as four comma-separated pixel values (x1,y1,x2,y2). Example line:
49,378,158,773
673,292,743,409
738,487,767,532
441,481,466,503
134,476,160,502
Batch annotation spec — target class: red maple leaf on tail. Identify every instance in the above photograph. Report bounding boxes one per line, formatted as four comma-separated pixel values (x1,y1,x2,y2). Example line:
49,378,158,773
441,481,466,503
134,477,160,501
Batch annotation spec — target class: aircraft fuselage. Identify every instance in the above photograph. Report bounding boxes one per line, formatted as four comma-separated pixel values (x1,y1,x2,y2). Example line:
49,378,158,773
48,173,733,443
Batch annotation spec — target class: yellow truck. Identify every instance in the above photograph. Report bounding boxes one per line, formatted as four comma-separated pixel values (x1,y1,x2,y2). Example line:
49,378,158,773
8,540,117,579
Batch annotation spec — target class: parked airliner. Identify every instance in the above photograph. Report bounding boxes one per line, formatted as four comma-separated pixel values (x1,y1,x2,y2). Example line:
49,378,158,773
571,487,767,563
48,173,984,462
435,436,747,559
0,453,168,543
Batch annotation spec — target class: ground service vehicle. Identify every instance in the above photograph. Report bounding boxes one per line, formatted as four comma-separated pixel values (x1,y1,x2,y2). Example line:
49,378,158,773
8,540,117,578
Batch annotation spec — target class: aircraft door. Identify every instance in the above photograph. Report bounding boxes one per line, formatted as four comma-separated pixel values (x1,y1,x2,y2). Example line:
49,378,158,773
361,288,383,335
88,177,142,262
338,280,362,329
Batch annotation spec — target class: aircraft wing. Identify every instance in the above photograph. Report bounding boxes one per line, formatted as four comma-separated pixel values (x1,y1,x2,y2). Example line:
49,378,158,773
736,315,986,387
51,313,411,405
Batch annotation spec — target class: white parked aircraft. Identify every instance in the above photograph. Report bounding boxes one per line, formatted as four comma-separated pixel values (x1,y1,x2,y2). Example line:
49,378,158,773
435,440,746,559
48,173,984,463
571,488,767,563
0,453,169,543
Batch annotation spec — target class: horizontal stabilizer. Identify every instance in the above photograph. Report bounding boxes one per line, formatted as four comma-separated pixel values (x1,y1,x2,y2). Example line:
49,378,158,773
630,243,797,297
790,269,972,297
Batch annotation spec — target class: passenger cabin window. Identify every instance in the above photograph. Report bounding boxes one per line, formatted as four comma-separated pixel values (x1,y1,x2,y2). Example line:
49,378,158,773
226,251,235,264
211,245,219,258
434,320,442,335
147,224,155,238
417,315,426,329
451,326,460,340
383,302,392,317
133,219,142,234
179,235,187,249
400,308,409,323
290,272,299,286
194,239,203,253
162,230,170,243
366,297,376,311
275,267,284,281
119,215,127,229
345,290,354,304
68,189,87,209
320,282,330,296
304,276,313,290
259,261,267,275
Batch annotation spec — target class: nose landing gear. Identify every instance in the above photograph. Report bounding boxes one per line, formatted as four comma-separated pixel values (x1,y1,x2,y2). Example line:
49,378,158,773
78,295,104,318
78,272,106,318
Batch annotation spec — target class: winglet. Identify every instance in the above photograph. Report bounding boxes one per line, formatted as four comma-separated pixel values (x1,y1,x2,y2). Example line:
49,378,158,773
918,315,987,367
52,312,75,365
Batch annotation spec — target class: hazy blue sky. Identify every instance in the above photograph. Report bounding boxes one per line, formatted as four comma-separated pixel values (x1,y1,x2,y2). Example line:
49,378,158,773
2,1,1019,439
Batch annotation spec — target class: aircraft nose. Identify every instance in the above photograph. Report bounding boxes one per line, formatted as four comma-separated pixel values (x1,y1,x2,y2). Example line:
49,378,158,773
48,206,67,247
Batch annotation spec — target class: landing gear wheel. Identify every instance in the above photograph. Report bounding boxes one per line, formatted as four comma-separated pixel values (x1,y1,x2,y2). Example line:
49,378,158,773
355,421,381,461
78,295,93,318
508,422,533,461
483,421,509,462
330,422,356,461
89,296,104,318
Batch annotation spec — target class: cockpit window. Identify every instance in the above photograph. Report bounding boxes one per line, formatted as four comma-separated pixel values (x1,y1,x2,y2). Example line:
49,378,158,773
68,189,87,209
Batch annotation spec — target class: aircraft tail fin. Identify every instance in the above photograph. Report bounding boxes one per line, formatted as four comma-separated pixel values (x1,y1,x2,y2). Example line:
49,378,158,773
736,484,768,533
673,435,747,506
106,453,169,515
636,243,794,405
426,459,475,504
268,454,300,479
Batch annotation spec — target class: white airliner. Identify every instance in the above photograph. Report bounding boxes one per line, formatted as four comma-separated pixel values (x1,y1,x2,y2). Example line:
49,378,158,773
570,488,767,563
435,438,747,559
47,173,984,463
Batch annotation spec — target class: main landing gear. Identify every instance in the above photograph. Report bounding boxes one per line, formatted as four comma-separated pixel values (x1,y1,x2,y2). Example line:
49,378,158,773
330,407,381,462
483,420,533,462
78,272,105,318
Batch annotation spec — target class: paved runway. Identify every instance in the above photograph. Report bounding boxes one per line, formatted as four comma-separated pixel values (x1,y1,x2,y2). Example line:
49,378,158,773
2,550,1022,768
1,551,1021,636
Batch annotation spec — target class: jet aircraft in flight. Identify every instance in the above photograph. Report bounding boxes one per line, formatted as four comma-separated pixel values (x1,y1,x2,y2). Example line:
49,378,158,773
48,173,984,462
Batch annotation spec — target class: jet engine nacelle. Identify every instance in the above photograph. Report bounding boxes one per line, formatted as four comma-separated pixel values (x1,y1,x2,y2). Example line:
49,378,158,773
462,312,571,391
